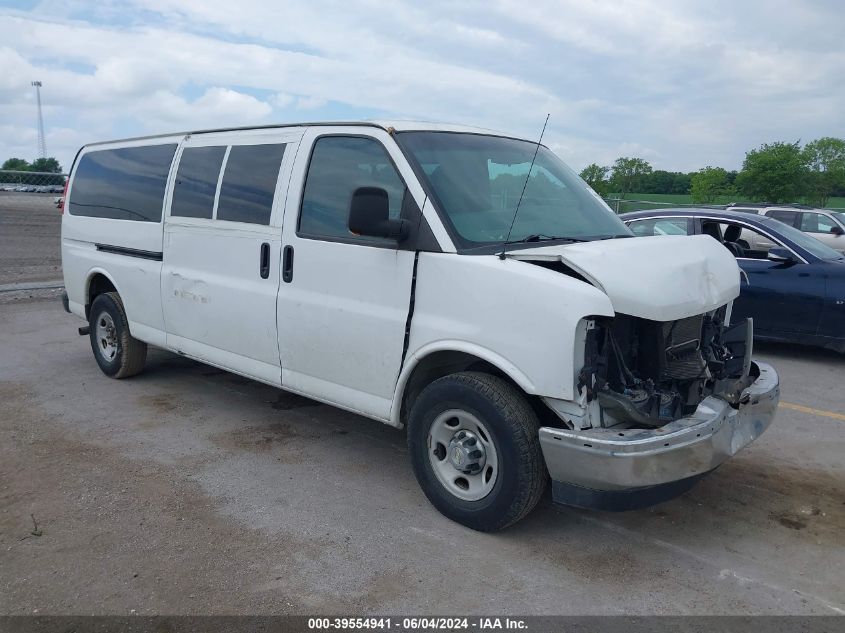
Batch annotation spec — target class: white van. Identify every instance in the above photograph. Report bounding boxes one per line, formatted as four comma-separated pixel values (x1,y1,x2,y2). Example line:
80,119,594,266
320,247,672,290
61,121,779,530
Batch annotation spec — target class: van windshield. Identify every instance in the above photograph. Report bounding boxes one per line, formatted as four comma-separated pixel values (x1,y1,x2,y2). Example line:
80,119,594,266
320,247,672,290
396,132,631,250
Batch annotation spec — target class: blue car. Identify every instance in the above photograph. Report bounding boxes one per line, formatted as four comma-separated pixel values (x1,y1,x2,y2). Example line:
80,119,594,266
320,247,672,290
622,208,845,352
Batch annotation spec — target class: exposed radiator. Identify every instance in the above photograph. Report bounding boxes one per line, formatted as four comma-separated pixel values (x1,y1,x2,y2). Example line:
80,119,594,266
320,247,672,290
661,315,706,380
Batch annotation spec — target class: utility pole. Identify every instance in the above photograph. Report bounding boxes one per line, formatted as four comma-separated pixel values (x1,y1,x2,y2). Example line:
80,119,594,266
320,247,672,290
31,81,46,159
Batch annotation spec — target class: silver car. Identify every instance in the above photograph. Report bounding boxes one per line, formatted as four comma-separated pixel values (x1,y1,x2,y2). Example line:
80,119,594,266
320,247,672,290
728,204,845,254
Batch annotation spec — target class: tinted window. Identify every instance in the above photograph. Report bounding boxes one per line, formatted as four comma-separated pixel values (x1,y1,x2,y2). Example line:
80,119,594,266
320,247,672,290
767,210,797,225
629,218,690,236
799,212,837,234
69,144,176,222
216,144,286,225
171,146,226,219
299,136,404,240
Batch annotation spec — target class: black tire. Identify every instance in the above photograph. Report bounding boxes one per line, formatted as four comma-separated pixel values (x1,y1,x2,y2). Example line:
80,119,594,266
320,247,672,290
407,371,547,531
88,292,147,378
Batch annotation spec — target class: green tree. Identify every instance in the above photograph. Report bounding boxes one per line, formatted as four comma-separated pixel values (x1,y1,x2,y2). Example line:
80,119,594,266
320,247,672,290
802,137,845,207
1,157,64,186
690,166,734,203
1,158,30,171
735,142,807,203
671,172,692,194
30,157,63,173
579,163,609,195
610,157,652,198
641,170,673,194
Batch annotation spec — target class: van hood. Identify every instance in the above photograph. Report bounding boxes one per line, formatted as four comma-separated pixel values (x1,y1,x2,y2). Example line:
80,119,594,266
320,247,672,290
507,235,740,321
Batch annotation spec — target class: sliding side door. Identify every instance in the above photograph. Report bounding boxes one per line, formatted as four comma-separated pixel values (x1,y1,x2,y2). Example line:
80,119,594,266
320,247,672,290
162,128,302,385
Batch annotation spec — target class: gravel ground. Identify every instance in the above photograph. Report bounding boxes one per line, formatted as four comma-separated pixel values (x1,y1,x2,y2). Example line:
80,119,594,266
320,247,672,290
0,300,843,616
0,194,62,286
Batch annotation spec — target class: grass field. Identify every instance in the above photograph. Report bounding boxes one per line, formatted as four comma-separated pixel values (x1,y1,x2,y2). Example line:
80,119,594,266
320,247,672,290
610,193,845,210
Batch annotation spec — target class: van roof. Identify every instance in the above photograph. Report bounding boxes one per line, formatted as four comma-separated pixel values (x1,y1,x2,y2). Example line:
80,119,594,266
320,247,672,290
82,120,528,149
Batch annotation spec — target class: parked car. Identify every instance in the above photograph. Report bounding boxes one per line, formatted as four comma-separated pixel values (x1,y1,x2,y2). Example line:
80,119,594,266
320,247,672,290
623,208,845,352
727,204,845,255
60,122,779,530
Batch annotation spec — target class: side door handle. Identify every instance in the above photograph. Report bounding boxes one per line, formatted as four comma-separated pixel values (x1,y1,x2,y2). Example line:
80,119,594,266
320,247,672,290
282,245,294,283
259,242,270,279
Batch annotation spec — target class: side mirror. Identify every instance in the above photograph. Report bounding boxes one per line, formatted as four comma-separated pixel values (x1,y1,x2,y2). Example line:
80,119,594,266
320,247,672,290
767,247,795,263
830,225,844,236
348,187,409,241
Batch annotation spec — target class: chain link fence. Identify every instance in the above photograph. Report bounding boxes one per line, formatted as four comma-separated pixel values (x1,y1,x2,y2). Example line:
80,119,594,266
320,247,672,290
0,171,67,288
602,197,727,215
0,170,67,213
603,197,845,214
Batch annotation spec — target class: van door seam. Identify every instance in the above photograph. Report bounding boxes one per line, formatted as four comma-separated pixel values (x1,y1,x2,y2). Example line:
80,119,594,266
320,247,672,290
276,134,305,386
400,251,420,370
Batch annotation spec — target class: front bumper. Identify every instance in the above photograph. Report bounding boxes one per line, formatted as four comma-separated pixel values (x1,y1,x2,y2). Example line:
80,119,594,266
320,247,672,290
539,361,779,508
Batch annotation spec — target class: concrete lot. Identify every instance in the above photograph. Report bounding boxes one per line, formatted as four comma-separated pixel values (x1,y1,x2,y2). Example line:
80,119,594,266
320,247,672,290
1,298,843,615
1,198,843,614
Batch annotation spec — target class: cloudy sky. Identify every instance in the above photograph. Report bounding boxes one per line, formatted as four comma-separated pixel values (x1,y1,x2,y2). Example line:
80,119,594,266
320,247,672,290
1,0,843,173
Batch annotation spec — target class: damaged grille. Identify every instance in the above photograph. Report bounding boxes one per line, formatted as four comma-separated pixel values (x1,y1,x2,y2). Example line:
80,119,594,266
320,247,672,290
606,313,707,388
579,307,752,428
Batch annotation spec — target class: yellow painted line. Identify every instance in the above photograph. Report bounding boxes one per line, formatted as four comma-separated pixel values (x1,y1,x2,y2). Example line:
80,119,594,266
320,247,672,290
780,401,845,421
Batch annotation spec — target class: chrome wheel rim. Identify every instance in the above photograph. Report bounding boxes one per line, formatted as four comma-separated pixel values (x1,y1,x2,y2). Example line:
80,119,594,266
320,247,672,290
95,311,118,362
428,409,499,502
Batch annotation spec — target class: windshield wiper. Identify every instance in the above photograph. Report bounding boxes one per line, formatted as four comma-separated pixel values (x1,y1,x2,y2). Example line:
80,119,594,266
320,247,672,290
503,234,588,245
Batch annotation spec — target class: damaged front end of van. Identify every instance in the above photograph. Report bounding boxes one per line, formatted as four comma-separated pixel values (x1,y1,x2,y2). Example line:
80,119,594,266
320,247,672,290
510,235,780,510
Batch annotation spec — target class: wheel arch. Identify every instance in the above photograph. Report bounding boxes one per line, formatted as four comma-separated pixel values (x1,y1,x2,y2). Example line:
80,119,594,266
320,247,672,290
84,268,121,319
391,342,545,428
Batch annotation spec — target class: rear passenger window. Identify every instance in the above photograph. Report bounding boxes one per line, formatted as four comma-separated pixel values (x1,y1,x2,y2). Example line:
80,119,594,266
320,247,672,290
299,136,404,240
767,210,797,226
69,144,177,222
216,144,286,225
171,146,226,219
628,218,690,237
800,212,836,234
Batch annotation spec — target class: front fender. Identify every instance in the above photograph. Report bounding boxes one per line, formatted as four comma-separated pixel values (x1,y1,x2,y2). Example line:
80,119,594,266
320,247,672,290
391,252,615,425
390,340,537,426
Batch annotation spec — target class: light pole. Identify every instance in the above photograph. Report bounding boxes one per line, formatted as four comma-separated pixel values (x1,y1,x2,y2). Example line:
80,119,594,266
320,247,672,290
31,80,47,159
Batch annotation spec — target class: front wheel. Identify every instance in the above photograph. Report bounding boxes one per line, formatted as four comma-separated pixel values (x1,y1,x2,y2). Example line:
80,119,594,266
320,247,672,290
407,372,547,531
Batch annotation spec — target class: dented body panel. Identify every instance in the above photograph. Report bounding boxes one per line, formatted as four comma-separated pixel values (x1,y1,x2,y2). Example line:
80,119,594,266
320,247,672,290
508,234,740,321
395,252,614,414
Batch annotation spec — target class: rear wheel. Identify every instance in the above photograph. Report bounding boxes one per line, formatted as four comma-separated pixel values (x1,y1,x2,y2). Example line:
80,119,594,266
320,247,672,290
88,292,147,378
407,372,547,531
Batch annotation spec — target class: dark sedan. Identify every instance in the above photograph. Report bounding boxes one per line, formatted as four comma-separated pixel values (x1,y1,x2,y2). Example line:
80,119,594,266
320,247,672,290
622,208,845,352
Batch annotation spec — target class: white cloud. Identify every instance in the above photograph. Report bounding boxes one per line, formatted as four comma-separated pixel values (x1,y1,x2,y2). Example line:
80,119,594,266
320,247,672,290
295,95,327,111
0,1,843,173
270,92,294,108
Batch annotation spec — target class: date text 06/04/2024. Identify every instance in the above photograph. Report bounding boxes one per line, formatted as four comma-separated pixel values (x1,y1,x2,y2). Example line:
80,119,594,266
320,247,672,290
307,617,527,630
